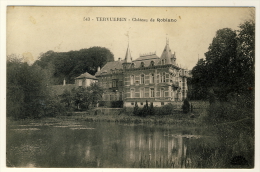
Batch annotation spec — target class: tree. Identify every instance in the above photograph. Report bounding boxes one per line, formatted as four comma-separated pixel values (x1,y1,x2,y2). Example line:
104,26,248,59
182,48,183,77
87,82,104,107
182,98,190,113
133,102,139,116
149,102,155,116
60,89,73,107
191,19,255,101
33,47,114,84
7,55,51,119
191,59,209,100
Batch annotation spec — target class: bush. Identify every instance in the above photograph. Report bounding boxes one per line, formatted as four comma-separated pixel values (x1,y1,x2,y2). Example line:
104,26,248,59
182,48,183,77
133,102,139,116
205,93,254,124
154,103,175,116
111,101,124,108
182,98,190,113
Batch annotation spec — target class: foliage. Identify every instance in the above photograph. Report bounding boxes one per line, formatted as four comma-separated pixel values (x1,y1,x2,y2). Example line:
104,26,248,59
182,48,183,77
182,98,190,113
33,47,114,85
133,102,139,116
205,92,254,124
69,83,104,110
7,55,66,119
190,20,255,101
154,103,175,116
60,89,73,107
149,102,155,116
110,101,124,108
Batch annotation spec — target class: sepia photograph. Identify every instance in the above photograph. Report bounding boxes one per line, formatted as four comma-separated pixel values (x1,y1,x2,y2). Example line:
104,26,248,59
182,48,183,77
4,5,256,169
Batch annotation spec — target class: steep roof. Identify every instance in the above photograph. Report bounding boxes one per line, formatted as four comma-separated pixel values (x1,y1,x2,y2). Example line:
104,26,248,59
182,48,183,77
160,39,174,65
95,61,124,76
76,72,97,80
131,54,160,68
124,44,132,63
134,54,159,61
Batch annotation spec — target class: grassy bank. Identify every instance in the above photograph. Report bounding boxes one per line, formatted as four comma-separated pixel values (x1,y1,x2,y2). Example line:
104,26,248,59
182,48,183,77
56,107,206,127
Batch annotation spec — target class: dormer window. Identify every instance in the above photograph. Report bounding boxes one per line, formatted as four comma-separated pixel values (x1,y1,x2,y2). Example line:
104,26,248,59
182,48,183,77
162,59,165,65
141,62,144,68
151,61,154,67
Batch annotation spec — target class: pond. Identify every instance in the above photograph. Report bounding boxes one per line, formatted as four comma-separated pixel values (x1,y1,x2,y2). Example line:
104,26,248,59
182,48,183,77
6,118,254,168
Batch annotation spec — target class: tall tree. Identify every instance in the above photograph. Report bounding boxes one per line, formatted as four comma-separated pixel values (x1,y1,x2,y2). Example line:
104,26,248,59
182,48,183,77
33,46,114,85
190,20,255,101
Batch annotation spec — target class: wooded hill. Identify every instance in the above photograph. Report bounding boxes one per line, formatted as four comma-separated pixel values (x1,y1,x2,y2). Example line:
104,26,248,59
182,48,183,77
33,46,114,85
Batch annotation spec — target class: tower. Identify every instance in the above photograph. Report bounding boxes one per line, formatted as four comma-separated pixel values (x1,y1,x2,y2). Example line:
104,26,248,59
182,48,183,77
122,44,132,69
160,38,176,65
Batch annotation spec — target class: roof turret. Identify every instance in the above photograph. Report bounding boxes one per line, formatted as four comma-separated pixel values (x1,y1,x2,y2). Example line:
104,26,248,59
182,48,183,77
160,38,173,65
124,44,132,63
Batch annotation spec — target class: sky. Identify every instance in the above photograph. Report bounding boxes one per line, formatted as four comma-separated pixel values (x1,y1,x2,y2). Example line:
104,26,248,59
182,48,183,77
6,7,253,70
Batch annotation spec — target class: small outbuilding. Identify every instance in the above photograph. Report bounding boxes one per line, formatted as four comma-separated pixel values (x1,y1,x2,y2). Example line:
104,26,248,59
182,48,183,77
75,72,98,87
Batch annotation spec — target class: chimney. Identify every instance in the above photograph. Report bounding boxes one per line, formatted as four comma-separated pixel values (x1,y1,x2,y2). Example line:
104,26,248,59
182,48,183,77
63,78,66,86
118,58,121,61
97,66,100,72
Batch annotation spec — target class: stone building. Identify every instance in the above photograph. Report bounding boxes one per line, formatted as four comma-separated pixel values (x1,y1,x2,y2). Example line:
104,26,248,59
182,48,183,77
75,71,98,87
95,39,190,107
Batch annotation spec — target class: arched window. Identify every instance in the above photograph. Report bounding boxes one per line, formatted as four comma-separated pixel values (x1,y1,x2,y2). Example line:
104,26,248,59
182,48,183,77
130,75,134,85
130,89,135,98
160,88,165,97
162,60,165,65
140,88,144,98
150,88,155,98
162,72,166,82
141,62,144,68
140,74,145,84
150,73,154,83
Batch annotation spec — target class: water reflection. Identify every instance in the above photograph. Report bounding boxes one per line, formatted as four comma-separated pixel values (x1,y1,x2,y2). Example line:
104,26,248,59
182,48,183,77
6,120,253,168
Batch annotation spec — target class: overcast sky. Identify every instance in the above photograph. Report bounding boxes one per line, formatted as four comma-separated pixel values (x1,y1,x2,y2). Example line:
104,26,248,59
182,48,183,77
7,7,253,69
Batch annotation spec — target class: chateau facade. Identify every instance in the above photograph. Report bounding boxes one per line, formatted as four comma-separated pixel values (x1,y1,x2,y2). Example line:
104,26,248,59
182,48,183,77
95,40,190,107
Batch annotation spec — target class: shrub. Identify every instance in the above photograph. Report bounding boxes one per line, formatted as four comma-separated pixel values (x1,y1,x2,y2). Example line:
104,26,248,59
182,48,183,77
205,93,254,124
133,102,139,116
182,98,190,113
149,102,155,116
154,103,175,116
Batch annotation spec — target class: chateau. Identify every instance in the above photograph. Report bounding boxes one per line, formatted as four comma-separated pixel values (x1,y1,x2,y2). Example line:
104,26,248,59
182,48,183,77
94,39,190,107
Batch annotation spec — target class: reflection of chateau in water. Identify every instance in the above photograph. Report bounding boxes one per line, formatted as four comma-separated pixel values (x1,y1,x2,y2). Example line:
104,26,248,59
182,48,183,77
125,128,189,168
79,124,191,168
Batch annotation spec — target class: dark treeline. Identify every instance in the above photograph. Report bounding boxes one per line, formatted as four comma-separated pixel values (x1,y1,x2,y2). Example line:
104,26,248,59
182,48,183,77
190,20,254,102
189,19,255,129
33,46,114,85
7,46,113,119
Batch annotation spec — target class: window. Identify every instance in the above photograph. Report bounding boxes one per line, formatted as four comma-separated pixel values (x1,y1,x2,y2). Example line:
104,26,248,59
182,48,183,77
140,74,145,84
119,92,123,100
112,80,117,87
160,88,165,97
131,63,135,68
162,72,166,83
78,80,82,86
151,61,154,66
140,88,144,98
150,88,155,98
140,102,143,105
150,73,154,83
110,95,112,101
161,102,164,106
131,102,134,105
162,59,165,65
130,75,134,85
131,89,135,98
141,62,144,68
